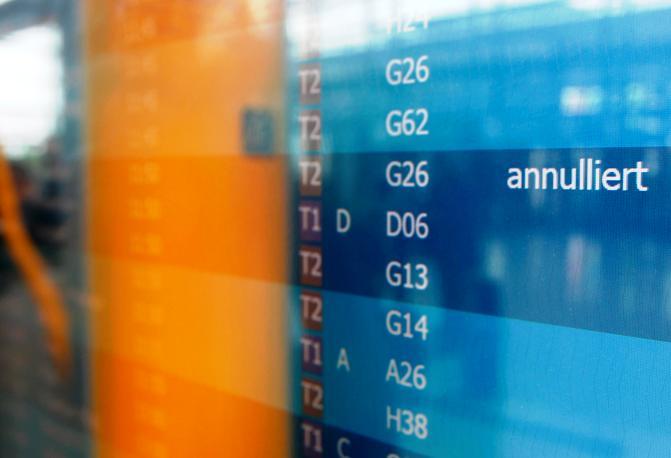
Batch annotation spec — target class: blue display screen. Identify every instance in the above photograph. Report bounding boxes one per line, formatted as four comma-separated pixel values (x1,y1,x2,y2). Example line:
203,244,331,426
287,2,671,456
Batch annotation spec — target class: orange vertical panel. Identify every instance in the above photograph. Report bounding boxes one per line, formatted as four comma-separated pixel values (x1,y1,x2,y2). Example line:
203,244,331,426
84,0,290,456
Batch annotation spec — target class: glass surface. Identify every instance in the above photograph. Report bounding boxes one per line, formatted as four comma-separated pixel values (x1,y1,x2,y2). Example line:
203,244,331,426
1,0,671,456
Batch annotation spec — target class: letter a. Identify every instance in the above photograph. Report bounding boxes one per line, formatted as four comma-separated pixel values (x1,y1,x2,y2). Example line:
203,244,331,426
507,168,522,189
337,348,350,372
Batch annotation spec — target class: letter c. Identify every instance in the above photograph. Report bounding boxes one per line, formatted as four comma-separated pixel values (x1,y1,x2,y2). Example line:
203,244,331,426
337,437,351,458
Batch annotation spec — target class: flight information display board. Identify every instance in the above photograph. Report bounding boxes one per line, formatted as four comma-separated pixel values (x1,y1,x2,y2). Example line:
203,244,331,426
2,1,671,457
286,1,671,457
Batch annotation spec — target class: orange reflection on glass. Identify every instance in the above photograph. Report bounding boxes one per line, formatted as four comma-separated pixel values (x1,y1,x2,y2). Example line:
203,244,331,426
0,144,71,378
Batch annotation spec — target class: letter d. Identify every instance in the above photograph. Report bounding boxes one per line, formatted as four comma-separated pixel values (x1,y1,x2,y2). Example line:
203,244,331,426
337,209,351,233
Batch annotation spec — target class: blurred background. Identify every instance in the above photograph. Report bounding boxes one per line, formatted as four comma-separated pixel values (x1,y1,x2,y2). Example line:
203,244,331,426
0,1,87,456
0,1,290,457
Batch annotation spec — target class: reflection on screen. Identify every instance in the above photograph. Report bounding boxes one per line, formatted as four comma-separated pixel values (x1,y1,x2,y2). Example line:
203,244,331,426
1,0,671,457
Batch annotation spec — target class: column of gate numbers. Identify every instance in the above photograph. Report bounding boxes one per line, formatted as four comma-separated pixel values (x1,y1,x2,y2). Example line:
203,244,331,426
382,5,432,444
